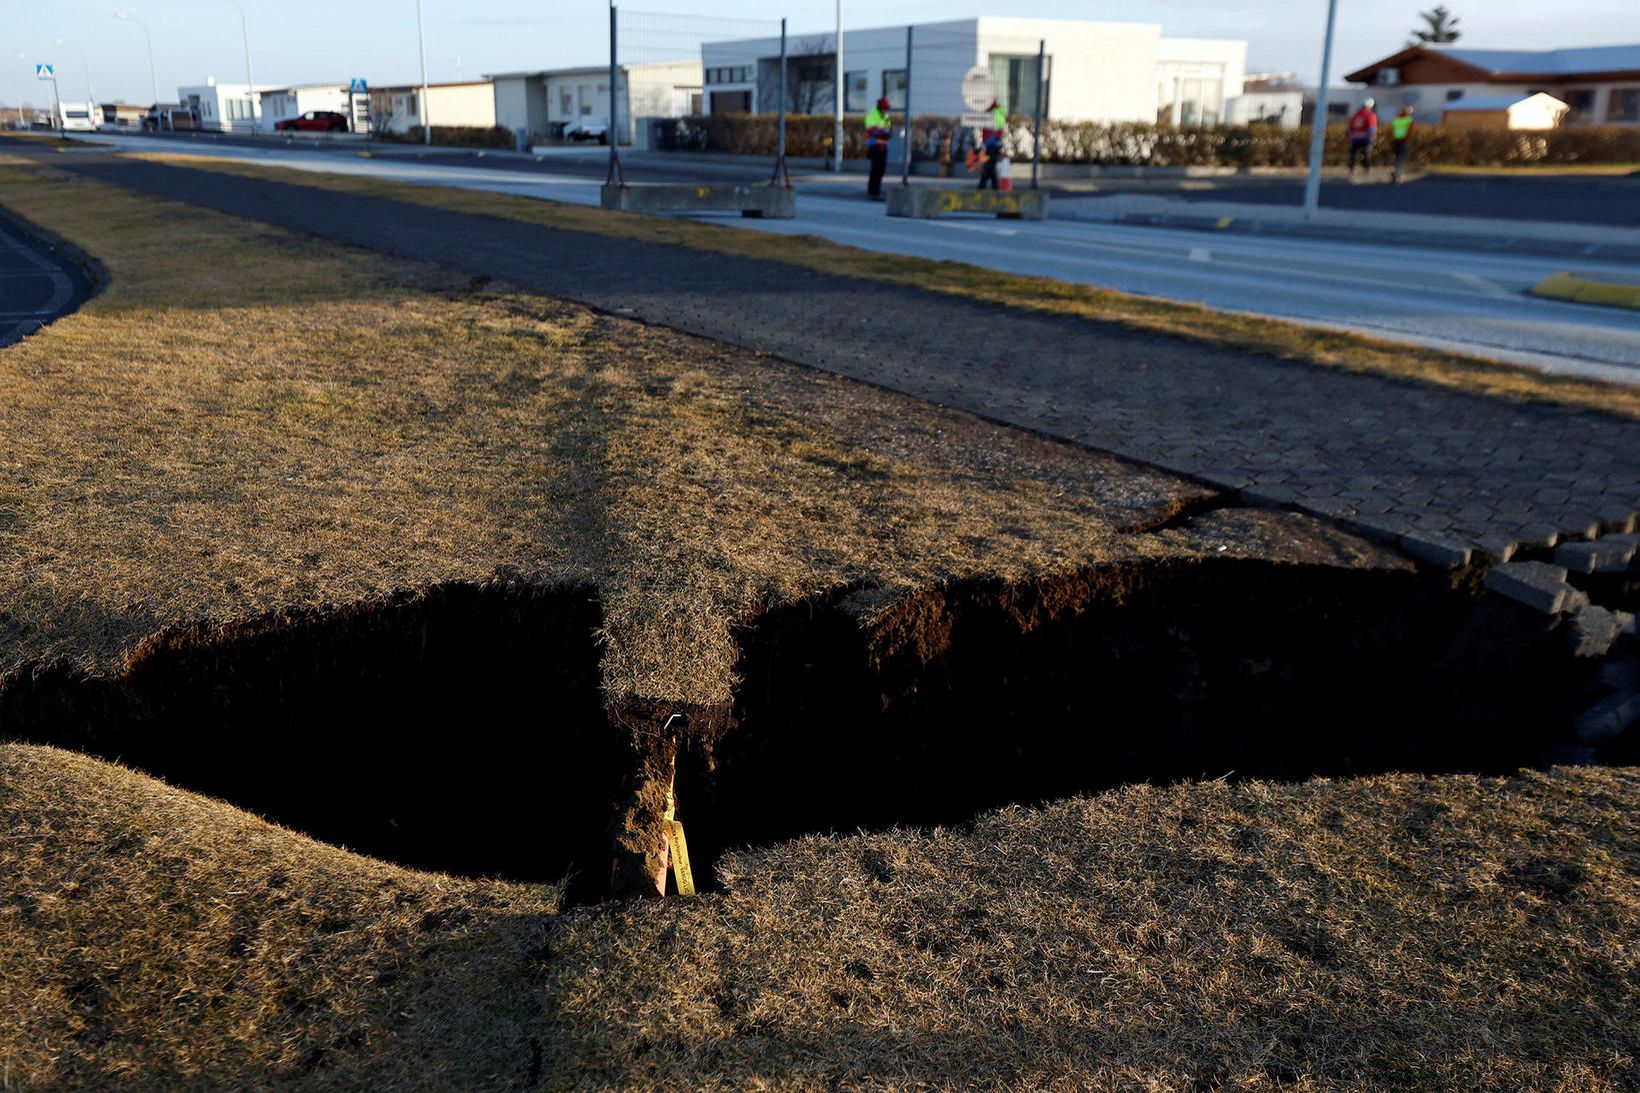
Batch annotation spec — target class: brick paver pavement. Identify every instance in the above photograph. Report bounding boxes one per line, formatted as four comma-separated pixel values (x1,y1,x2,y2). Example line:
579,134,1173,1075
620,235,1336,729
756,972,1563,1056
50,156,1640,563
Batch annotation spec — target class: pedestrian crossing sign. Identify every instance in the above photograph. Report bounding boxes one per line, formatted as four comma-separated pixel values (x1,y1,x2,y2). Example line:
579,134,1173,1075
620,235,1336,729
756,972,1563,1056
36,64,54,80
349,78,368,95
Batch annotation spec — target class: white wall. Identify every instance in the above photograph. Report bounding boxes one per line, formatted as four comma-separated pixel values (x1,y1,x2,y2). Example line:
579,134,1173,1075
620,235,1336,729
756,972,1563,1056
1228,90,1303,127
624,61,702,138
701,18,1250,125
178,82,267,131
1155,36,1246,125
260,85,349,122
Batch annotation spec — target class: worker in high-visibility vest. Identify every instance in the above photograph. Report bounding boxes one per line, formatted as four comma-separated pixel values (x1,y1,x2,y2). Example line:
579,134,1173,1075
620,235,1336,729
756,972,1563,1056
865,97,893,200
977,100,1007,190
1389,106,1415,184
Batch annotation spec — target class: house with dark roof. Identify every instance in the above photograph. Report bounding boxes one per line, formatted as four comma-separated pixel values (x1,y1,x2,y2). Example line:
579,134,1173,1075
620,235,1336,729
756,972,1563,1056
1344,43,1640,126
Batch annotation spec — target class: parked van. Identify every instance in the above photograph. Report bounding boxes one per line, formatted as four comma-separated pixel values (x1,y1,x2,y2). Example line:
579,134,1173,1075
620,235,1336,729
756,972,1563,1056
141,104,201,132
56,103,97,131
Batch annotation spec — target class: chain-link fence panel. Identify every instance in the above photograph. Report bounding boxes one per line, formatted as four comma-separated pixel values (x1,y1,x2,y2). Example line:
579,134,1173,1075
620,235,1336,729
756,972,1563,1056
612,8,786,179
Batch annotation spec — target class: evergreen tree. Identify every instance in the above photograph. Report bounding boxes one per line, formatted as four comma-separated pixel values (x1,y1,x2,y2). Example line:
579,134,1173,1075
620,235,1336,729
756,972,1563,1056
1413,6,1462,44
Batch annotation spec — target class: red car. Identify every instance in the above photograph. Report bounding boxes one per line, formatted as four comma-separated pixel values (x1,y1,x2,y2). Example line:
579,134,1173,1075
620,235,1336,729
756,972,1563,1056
275,110,349,133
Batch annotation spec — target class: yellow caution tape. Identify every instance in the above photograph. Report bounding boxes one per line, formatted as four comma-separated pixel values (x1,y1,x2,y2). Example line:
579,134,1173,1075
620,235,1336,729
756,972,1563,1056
663,791,695,898
666,818,694,897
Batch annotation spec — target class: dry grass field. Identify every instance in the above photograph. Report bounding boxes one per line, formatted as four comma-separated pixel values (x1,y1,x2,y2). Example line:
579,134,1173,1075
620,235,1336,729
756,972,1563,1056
0,155,1215,712
4,745,1636,1090
1,151,1637,1090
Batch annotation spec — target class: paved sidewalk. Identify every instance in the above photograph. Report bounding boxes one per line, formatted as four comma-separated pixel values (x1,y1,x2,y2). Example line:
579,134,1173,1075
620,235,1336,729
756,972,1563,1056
45,155,1640,562
0,210,90,348
1056,192,1640,262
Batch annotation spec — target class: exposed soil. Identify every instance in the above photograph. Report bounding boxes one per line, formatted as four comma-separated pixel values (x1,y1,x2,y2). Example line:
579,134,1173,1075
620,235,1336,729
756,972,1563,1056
0,581,619,900
1,550,1619,902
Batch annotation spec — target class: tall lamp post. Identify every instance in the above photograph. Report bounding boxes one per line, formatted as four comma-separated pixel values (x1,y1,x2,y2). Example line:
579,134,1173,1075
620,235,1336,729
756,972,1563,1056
223,0,257,131
54,39,96,120
12,53,24,130
832,0,843,172
115,10,160,106
415,0,430,145
1302,0,1341,219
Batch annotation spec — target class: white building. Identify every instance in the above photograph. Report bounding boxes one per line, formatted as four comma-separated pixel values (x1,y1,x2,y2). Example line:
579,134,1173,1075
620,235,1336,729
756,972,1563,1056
488,62,702,145
699,17,1247,125
258,84,351,127
1345,44,1640,126
178,80,275,131
369,80,496,136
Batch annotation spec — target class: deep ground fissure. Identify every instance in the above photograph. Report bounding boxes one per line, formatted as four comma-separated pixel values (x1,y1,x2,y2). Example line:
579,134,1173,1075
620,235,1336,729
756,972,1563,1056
0,561,1621,900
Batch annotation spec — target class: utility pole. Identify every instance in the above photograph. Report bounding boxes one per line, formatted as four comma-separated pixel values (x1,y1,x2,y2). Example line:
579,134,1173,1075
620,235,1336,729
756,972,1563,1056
1302,0,1340,219
223,0,256,130
55,39,95,121
115,11,159,106
13,53,25,130
898,25,912,186
832,0,843,172
415,0,430,144
1031,40,1045,190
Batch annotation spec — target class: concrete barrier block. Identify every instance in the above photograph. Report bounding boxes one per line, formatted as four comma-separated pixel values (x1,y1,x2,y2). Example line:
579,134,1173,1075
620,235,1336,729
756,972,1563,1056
887,187,1048,221
600,184,795,219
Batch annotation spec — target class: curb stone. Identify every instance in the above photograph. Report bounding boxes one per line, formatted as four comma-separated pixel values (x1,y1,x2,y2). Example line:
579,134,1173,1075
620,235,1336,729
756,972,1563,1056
1483,561,1589,615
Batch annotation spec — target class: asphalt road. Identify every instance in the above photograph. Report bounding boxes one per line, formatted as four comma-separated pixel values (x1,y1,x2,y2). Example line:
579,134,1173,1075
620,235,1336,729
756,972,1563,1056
0,215,84,348
65,133,1640,382
1151,174,1640,228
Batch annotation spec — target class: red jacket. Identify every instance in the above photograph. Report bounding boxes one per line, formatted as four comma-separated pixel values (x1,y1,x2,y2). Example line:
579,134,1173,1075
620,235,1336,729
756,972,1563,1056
1348,107,1378,141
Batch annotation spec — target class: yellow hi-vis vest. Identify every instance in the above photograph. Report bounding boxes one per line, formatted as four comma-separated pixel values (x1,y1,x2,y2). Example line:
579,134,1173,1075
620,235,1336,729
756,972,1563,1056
865,107,892,148
1391,115,1414,140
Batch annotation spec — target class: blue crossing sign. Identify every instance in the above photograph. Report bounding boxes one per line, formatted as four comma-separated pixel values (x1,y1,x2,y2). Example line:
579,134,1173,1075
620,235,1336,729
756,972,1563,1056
36,63,55,80
349,78,367,95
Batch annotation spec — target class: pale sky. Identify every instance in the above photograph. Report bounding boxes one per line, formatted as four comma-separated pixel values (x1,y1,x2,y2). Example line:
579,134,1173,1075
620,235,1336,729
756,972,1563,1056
8,0,1640,107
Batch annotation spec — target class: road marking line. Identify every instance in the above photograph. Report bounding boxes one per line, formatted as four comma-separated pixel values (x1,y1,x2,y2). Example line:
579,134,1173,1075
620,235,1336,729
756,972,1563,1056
1452,272,1512,299
1188,247,1212,263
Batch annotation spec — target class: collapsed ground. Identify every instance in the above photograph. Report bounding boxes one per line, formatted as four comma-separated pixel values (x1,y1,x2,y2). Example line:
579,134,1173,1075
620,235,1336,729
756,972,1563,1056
0,152,1637,1087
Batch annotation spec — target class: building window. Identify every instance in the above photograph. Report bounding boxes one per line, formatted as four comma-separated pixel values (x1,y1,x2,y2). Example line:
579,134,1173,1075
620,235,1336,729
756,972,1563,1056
1610,87,1640,122
883,69,907,110
843,70,869,112
990,54,1049,118
408,93,419,118
710,90,751,115
560,90,572,114
705,65,753,85
1564,88,1595,122
1445,89,1463,101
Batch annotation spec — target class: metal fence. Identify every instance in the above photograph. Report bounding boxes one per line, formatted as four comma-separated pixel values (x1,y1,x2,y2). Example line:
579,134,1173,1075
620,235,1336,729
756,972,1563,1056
611,9,787,184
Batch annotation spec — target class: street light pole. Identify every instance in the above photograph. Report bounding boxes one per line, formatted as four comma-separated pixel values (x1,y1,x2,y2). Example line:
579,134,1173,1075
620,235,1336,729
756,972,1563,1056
115,11,159,106
55,39,95,120
832,0,843,172
223,0,256,131
12,53,23,130
1302,0,1340,219
415,0,431,145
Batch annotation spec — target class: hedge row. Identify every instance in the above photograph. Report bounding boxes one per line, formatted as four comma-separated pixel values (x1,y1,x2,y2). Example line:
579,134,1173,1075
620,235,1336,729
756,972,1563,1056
385,125,518,149
650,114,1640,167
